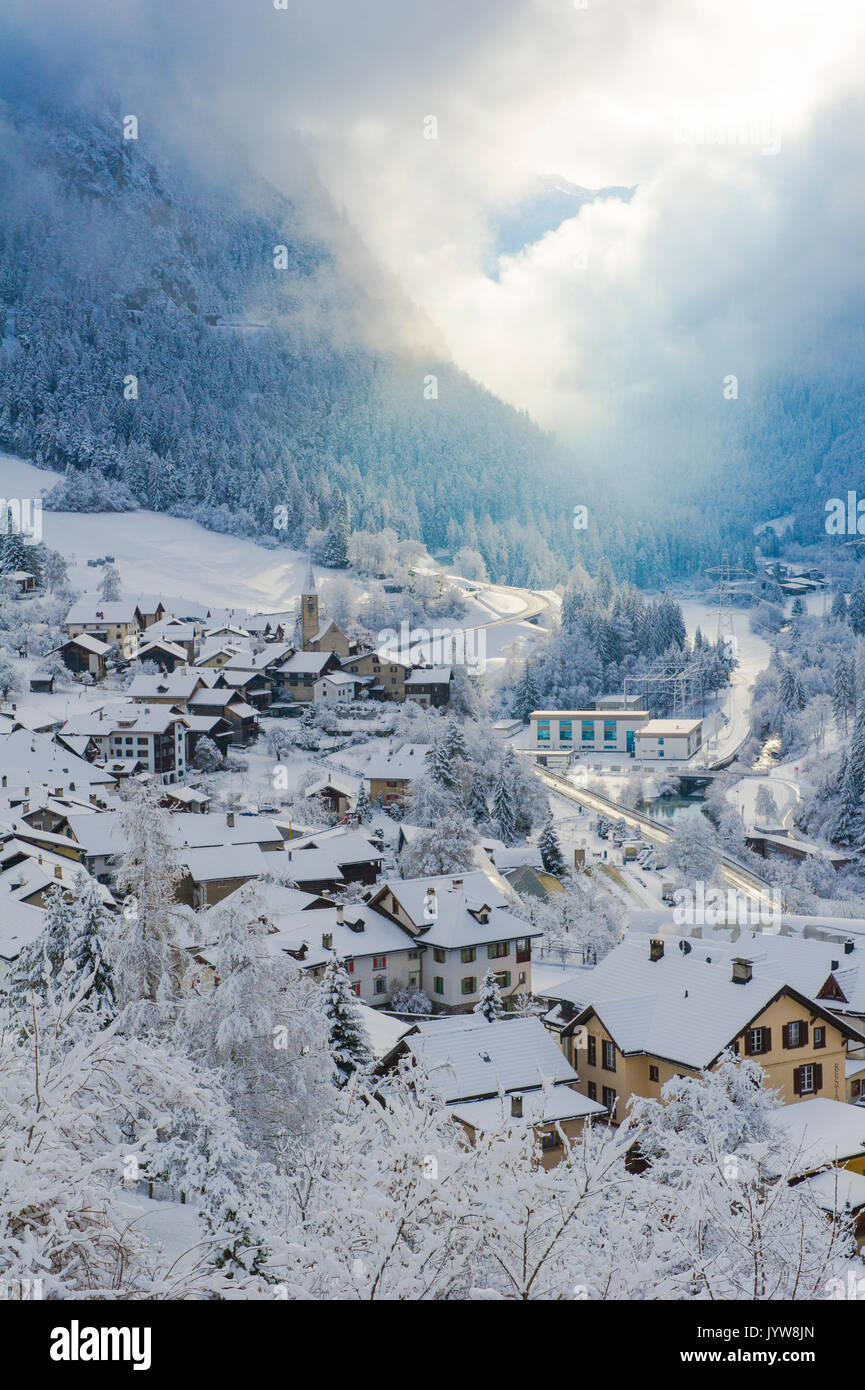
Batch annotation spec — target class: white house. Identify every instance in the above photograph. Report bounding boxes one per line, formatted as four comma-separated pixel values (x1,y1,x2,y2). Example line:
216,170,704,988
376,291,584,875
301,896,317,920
530,709,650,757
633,718,702,760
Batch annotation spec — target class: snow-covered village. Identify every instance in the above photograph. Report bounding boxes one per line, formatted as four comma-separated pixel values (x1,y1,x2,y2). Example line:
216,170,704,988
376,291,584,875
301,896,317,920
2,0,865,1356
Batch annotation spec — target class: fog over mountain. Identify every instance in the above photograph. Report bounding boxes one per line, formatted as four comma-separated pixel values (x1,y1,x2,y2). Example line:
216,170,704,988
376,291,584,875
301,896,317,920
1,0,864,582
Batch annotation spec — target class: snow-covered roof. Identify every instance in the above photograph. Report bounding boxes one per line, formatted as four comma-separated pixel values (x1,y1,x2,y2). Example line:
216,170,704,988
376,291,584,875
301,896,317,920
374,871,540,950
357,1004,417,1061
0,898,48,961
180,843,270,884
451,1083,606,1133
359,742,429,782
405,667,453,685
542,935,863,1070
264,903,413,967
406,1016,578,1103
800,1166,865,1213
776,1098,865,1171
283,829,382,866
277,651,334,675
59,633,113,656
0,728,116,789
66,599,141,625
634,719,702,735
127,671,200,702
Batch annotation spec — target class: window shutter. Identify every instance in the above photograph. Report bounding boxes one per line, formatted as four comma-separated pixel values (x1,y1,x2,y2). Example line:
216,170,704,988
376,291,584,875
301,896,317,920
793,1067,801,1095
743,1032,752,1056
763,1028,772,1054
781,1024,790,1049
800,1022,809,1046
814,1063,823,1091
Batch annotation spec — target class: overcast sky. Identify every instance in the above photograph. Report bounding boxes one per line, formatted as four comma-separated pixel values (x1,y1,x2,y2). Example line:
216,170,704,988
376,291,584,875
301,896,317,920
6,0,865,449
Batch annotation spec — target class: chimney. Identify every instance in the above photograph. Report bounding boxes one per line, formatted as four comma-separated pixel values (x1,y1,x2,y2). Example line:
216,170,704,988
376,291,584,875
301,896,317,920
1,775,5,787
336,903,344,925
649,938,664,963
54,865,62,879
322,932,333,950
732,957,753,985
226,811,235,828
510,1093,523,1119
559,999,575,1021
831,959,839,971
451,877,463,888
845,938,855,956
424,886,437,919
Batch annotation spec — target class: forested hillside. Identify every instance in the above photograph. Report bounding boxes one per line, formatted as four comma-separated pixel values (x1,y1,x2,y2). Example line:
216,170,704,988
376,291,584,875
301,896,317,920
1,94,862,588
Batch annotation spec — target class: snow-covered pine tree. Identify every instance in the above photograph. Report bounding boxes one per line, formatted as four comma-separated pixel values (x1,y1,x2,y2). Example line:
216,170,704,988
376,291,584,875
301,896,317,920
832,653,855,734
323,957,374,1084
6,881,76,1010
473,970,503,1022
428,735,458,791
354,783,373,822
754,784,780,826
538,814,566,876
512,662,541,722
467,771,489,825
832,700,865,844
66,872,116,1022
830,589,848,623
849,582,865,636
492,760,516,844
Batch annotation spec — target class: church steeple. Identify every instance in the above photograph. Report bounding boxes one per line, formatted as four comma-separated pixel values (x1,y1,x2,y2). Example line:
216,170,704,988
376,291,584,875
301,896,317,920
301,551,319,649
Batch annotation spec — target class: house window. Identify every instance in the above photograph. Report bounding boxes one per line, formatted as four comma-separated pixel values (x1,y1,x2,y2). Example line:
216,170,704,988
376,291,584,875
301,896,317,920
460,947,476,964
461,977,476,996
487,941,509,959
408,949,419,960
351,982,361,997
541,1131,561,1151
433,948,446,964
433,976,444,995
784,1020,808,1049
537,728,550,743
587,1081,597,1101
813,1026,826,1049
516,937,531,963
345,960,355,974
603,720,616,742
602,1086,617,1116
649,1065,659,1082
581,720,594,743
373,955,387,970
374,977,387,995
797,1064,816,1095
601,1040,616,1072
748,1027,769,1056
494,972,511,989
586,1034,597,1067
559,721,572,742
853,1080,862,1098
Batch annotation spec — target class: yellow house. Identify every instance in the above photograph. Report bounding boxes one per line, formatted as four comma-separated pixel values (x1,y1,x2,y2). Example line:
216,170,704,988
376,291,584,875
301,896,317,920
451,1084,608,1169
546,935,865,1123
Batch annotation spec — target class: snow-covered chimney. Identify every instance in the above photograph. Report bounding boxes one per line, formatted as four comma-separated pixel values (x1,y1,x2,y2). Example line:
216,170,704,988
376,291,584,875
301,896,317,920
649,938,664,962
54,865,62,879
424,886,437,920
322,932,333,951
226,811,235,828
732,957,753,985
336,904,344,925
510,1093,523,1118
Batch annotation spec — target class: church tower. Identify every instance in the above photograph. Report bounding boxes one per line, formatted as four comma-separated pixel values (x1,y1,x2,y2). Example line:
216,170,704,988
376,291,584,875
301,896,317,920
301,553,319,649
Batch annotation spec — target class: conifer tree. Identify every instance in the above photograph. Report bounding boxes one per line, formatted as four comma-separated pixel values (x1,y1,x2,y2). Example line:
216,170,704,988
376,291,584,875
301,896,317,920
473,970,503,1022
467,771,489,825
832,702,865,844
830,590,848,623
323,957,374,1084
354,783,373,823
512,662,541,722
491,761,516,844
67,872,116,1022
832,653,854,733
7,882,76,1009
539,814,566,876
